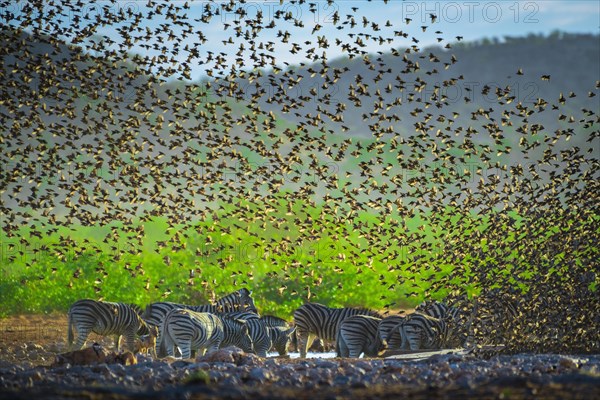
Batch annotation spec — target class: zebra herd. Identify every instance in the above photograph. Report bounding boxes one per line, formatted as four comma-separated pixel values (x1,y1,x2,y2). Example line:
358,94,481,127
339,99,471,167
294,300,466,358
67,289,296,359
67,289,488,359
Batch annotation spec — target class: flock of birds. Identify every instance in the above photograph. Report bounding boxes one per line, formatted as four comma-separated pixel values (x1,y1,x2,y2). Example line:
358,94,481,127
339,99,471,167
1,0,598,354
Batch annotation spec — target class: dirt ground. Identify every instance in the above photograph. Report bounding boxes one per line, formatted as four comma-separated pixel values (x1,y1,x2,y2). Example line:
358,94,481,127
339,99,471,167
0,313,67,347
0,313,131,369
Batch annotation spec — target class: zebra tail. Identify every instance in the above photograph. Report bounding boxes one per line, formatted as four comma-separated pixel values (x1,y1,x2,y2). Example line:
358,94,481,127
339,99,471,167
157,317,170,358
158,328,168,358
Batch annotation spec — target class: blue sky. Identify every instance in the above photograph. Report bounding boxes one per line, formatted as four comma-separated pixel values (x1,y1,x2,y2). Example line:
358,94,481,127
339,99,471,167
4,0,599,80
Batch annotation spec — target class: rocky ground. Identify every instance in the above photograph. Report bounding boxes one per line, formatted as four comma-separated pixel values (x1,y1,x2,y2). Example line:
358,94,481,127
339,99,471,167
1,314,599,399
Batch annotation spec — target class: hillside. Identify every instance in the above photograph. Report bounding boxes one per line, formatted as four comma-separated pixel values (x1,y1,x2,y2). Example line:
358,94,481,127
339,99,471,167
1,27,598,216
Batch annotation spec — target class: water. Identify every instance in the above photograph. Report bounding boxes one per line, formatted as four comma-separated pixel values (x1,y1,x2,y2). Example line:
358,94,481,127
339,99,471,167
267,351,338,359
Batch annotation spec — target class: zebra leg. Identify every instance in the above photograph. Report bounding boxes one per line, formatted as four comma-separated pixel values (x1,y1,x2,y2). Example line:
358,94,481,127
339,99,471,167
399,326,410,350
363,340,378,358
73,326,91,350
348,338,364,358
163,329,176,357
67,314,75,350
290,331,298,353
336,334,349,358
404,326,421,351
297,329,311,358
114,335,122,352
124,330,136,352
180,341,192,359
207,338,222,356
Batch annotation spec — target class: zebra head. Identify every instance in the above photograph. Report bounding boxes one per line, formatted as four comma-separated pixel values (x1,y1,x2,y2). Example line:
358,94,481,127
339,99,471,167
235,319,255,354
137,317,151,336
237,288,257,313
270,326,296,356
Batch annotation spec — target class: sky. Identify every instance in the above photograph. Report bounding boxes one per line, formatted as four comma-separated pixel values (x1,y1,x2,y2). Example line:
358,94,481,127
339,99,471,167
3,0,599,80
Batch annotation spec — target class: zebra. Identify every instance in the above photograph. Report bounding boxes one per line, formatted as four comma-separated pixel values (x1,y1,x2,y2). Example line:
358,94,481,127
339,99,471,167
221,311,270,357
416,301,460,320
336,315,387,358
158,309,224,359
293,302,382,358
144,288,256,355
219,315,254,354
143,288,257,330
260,315,299,352
67,299,150,352
257,315,296,356
268,325,296,356
471,290,521,347
377,315,406,350
260,315,292,328
415,300,465,347
157,312,254,358
221,310,260,320
385,312,449,351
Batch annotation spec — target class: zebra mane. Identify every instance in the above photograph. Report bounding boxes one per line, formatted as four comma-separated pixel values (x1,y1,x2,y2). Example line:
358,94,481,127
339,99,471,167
261,315,290,325
220,315,248,326
128,303,144,317
337,304,383,318
361,308,383,318
336,303,382,318
137,316,150,335
221,311,259,320
304,302,382,318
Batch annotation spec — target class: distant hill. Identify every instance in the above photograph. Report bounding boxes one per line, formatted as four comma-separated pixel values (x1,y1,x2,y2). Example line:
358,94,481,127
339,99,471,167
244,32,599,139
1,27,598,214
3,27,597,139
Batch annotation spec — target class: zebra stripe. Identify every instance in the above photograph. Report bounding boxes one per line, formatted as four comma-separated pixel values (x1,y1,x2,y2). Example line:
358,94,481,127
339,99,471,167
144,288,256,356
221,311,260,320
67,299,149,352
471,291,521,346
159,309,223,359
377,315,406,350
143,288,257,330
416,301,468,347
221,311,270,357
219,316,254,354
293,302,382,358
336,315,386,358
387,312,449,351
416,301,460,320
260,315,292,328
260,315,296,355
245,319,271,357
